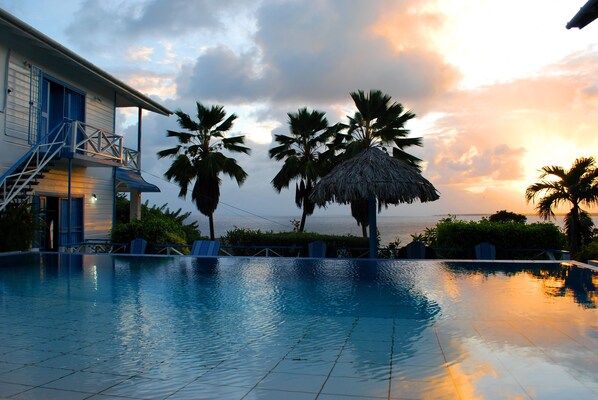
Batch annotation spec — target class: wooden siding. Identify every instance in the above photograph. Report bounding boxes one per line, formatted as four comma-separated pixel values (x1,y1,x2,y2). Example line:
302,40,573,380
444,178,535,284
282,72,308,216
34,163,114,240
86,94,115,132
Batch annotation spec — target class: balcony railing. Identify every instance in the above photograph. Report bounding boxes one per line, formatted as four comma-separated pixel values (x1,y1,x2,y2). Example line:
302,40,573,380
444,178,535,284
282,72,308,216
66,120,140,170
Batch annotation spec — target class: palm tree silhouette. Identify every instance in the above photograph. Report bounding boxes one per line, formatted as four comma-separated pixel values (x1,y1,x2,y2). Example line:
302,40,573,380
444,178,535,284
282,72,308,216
525,157,598,254
269,108,336,232
157,102,250,240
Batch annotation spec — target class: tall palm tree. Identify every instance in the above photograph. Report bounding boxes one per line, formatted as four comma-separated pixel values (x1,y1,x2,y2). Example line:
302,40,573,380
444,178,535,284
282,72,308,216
157,102,250,240
335,89,422,237
269,107,335,232
525,157,598,254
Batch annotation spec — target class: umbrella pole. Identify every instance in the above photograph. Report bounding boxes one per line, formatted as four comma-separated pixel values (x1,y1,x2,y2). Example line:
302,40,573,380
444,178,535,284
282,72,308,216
368,194,377,258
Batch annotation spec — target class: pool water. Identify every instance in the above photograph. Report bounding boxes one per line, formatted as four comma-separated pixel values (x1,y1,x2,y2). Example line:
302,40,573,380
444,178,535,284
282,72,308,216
0,253,596,399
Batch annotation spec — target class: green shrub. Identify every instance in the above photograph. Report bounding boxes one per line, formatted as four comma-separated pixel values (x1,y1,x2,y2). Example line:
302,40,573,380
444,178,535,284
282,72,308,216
0,203,37,252
114,194,202,246
432,218,565,259
221,228,369,257
111,217,188,253
574,240,598,263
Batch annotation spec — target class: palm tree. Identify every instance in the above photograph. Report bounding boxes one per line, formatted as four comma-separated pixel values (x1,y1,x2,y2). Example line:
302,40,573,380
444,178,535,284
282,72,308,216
525,157,598,254
157,102,250,240
335,89,422,237
269,107,335,232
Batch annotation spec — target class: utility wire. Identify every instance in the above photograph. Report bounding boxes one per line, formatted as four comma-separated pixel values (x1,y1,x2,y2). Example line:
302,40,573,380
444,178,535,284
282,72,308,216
141,169,293,230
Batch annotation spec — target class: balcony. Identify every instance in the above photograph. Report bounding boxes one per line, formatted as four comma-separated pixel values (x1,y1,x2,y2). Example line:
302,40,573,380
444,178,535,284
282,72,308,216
56,120,140,170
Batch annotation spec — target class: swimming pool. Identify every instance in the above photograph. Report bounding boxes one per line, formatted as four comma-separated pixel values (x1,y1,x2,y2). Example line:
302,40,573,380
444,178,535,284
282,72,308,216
0,253,596,399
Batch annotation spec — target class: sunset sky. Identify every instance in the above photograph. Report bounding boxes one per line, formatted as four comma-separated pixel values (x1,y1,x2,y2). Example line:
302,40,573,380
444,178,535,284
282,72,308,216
3,0,598,221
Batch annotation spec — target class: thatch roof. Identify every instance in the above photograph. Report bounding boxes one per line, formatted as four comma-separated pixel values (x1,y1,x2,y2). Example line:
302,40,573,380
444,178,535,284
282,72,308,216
310,147,439,207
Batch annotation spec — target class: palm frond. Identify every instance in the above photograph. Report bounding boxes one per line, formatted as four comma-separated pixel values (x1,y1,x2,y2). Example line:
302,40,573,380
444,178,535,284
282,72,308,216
174,111,199,132
222,135,250,154
157,146,181,159
166,130,194,144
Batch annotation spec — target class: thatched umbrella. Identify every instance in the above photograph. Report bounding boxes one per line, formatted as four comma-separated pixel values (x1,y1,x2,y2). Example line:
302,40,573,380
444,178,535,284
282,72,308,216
310,147,440,258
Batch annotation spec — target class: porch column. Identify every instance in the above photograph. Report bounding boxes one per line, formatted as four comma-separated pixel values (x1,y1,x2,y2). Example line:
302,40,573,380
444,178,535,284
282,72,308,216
137,107,142,170
130,189,142,221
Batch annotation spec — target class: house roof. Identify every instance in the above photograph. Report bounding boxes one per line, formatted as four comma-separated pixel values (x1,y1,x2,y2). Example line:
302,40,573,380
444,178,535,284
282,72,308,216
567,0,598,29
0,8,172,116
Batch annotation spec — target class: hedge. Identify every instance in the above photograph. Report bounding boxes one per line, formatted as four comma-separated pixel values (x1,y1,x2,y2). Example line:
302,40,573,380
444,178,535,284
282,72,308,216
433,219,566,259
221,228,369,257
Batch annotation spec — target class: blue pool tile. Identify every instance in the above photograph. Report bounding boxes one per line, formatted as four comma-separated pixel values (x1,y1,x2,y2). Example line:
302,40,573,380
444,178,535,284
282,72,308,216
330,361,390,380
391,363,450,382
102,376,188,398
218,355,280,372
244,388,318,399
392,350,446,367
346,339,393,353
11,387,91,400
137,362,210,382
42,370,130,394
0,362,24,374
257,371,327,393
321,375,389,398
0,349,57,365
273,358,335,376
166,381,250,400
389,376,460,400
0,365,72,386
37,353,106,371
337,348,390,366
195,367,268,388
0,382,32,398
285,348,341,363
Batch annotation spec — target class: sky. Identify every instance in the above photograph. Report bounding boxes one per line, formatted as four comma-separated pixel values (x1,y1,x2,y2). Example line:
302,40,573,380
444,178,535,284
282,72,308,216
3,0,598,225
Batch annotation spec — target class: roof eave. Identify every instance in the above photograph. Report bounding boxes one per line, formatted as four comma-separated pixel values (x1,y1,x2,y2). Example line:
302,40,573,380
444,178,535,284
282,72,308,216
567,0,598,29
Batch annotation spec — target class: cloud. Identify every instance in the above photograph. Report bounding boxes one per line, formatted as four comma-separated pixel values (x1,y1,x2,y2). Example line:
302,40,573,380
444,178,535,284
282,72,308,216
414,49,598,202
179,0,460,109
65,0,249,47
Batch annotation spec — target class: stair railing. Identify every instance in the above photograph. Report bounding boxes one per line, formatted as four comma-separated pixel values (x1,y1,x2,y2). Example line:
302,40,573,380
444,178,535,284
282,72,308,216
0,122,70,212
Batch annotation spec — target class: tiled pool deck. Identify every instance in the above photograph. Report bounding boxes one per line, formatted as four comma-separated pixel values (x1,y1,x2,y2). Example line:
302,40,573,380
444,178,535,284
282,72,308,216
0,255,596,399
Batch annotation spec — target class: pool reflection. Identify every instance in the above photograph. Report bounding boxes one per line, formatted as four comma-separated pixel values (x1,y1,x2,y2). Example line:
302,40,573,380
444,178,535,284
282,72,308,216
0,254,596,399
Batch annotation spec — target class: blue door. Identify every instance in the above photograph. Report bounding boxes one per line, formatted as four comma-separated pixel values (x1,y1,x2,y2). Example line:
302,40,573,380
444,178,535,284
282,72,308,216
40,77,85,147
59,197,84,248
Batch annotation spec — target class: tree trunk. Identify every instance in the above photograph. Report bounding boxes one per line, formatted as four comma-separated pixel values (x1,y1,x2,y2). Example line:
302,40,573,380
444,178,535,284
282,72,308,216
351,199,369,237
208,213,215,240
299,206,308,232
569,206,580,254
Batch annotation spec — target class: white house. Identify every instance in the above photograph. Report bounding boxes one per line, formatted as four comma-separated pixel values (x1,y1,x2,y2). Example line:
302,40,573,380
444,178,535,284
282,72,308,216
0,8,171,251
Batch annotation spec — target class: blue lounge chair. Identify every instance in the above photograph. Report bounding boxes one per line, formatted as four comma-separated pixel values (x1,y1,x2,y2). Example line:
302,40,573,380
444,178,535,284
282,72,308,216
130,238,148,254
308,241,327,258
191,240,220,256
475,242,496,260
406,241,426,259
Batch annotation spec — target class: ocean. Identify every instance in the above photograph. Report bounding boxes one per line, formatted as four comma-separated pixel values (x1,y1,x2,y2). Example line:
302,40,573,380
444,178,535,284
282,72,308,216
191,214,590,246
